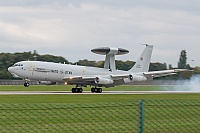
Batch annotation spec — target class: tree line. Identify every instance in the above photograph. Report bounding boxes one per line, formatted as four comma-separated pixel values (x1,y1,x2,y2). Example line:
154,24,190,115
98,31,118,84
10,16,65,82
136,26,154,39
0,50,198,79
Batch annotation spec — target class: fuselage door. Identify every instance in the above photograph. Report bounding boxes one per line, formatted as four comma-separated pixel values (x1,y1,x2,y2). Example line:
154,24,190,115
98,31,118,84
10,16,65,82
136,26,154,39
28,63,35,76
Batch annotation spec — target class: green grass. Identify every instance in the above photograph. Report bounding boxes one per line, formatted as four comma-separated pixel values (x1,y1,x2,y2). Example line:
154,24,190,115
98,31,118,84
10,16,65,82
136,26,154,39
0,85,199,132
0,85,199,104
0,94,200,104
0,84,192,91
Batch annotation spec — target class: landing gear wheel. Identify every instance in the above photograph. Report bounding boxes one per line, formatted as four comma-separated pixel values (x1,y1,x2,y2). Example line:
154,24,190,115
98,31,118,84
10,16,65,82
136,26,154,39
24,82,29,87
79,88,83,93
91,88,95,93
95,88,98,93
98,88,102,93
75,88,79,93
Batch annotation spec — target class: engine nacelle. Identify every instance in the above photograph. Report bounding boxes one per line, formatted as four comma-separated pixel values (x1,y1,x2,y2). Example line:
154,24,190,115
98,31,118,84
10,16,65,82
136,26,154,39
95,77,114,85
129,75,147,82
38,81,57,85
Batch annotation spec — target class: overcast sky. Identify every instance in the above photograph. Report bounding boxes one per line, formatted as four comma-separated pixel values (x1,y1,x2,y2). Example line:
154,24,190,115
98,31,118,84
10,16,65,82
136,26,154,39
0,0,200,67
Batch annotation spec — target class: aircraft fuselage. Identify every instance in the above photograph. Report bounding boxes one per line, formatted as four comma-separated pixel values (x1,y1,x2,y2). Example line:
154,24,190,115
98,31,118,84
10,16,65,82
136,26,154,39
8,61,138,87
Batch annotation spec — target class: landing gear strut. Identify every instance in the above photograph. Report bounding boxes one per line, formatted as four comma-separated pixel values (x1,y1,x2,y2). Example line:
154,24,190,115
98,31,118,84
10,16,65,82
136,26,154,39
72,88,83,93
91,87,102,93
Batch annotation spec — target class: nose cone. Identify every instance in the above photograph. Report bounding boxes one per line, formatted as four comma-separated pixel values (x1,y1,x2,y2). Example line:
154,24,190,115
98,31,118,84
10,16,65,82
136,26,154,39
8,67,13,73
8,67,20,78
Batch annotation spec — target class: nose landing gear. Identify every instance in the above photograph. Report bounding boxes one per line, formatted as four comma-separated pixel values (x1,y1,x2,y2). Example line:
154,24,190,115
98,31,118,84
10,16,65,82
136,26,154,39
24,79,30,87
24,82,29,87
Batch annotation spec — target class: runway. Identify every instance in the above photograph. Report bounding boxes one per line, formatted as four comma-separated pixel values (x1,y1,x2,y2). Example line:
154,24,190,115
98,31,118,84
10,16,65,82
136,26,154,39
0,91,199,95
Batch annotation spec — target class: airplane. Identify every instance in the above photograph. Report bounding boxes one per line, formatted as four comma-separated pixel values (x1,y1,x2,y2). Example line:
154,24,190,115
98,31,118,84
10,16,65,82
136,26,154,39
8,45,187,93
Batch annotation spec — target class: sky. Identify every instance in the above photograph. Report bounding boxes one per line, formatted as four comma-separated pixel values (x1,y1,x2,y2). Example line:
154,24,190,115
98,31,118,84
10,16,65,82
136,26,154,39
0,0,200,67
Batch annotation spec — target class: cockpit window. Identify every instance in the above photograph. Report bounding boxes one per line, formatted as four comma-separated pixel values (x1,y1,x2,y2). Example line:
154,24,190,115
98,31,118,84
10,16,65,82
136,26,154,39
13,63,23,67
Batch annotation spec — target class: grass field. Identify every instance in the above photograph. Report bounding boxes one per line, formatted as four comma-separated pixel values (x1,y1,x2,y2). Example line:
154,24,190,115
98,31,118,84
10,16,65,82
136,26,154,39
0,84,194,91
0,85,199,104
0,85,199,132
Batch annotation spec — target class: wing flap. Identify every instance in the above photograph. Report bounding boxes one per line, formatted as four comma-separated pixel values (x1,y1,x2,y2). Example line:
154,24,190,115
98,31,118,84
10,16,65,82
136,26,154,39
63,76,96,86
63,76,95,81
63,76,82,80
110,74,130,80
152,73,176,78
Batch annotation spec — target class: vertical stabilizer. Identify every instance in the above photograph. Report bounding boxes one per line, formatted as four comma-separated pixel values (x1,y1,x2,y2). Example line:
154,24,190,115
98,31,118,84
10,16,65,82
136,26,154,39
129,45,153,73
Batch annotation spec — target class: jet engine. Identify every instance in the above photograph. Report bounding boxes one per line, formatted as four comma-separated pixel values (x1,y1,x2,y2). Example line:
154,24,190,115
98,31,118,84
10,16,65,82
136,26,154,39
95,77,114,85
129,74,147,82
38,81,57,85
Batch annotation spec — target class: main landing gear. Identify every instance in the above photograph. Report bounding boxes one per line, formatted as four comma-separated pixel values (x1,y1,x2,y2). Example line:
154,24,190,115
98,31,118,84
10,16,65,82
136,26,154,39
72,88,83,93
91,87,102,93
71,87,103,93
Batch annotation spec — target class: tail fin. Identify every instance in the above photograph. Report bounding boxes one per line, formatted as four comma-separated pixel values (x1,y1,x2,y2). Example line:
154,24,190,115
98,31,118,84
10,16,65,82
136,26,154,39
129,45,153,73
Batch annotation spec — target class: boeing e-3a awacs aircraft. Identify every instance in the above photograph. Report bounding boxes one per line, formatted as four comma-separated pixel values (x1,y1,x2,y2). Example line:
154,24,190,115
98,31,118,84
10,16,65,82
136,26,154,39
8,45,185,93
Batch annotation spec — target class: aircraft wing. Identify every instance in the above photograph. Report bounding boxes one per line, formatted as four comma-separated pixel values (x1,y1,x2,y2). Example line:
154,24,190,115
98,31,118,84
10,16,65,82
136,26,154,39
63,69,191,85
63,74,130,86
63,74,131,81
143,69,191,79
109,69,190,80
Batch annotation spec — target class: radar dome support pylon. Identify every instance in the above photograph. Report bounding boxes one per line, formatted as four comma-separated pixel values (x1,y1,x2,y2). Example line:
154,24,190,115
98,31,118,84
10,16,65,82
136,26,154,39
91,47,129,71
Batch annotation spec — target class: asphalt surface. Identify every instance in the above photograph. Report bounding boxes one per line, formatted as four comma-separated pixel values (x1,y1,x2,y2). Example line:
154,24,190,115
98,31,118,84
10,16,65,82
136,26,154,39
0,91,199,95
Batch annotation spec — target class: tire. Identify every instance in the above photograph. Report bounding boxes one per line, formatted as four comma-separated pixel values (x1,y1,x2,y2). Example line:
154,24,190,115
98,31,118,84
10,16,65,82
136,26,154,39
91,88,95,93
75,88,79,93
72,88,75,93
24,83,29,87
94,88,98,93
80,88,83,93
98,88,102,93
